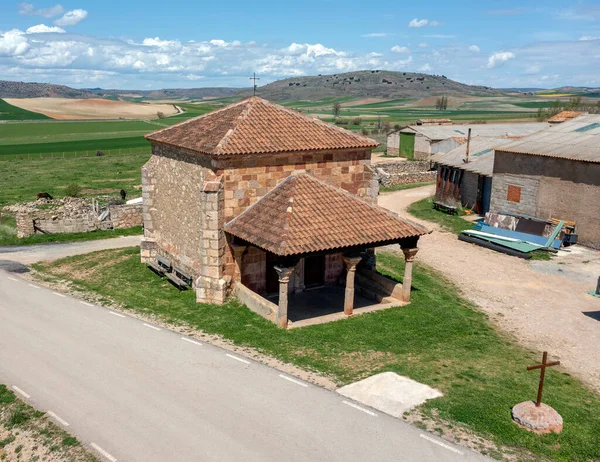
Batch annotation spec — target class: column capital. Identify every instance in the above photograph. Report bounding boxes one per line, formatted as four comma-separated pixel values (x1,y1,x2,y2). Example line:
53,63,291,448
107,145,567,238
343,255,362,272
274,265,294,283
402,247,419,263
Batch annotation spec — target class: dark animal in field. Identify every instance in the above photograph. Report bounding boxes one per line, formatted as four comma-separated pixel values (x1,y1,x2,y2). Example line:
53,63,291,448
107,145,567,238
120,189,127,201
37,192,53,200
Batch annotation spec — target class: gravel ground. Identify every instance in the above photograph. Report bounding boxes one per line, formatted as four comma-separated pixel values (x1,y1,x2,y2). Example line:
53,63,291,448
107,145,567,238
379,185,600,393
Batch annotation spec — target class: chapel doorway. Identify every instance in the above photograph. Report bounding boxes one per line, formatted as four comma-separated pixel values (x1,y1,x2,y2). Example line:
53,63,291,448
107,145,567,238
304,254,325,288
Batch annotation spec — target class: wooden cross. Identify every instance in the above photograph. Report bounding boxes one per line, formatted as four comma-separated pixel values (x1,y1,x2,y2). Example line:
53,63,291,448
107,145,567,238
527,351,560,407
249,72,260,96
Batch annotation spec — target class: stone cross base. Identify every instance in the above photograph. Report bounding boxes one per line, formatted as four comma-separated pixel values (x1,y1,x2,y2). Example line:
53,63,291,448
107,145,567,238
511,401,563,434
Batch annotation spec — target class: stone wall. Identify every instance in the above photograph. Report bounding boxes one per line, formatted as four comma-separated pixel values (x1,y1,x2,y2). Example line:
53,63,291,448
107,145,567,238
325,253,345,284
491,151,600,249
374,160,436,187
108,204,143,229
14,198,141,238
216,148,377,281
241,246,266,294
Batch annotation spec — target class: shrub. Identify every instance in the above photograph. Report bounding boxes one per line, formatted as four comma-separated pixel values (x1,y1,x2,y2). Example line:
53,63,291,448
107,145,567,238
157,111,166,119
361,128,369,136
96,150,105,157
65,183,82,197
351,117,362,126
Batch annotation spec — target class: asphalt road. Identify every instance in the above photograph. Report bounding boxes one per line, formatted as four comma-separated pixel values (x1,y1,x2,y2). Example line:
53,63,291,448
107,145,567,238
0,235,142,264
0,270,488,462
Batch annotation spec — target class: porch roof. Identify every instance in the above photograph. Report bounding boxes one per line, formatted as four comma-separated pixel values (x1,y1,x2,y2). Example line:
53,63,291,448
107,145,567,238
224,173,428,256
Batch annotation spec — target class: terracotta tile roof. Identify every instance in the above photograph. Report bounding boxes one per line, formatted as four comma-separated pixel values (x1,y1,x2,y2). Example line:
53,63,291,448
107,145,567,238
547,110,585,123
146,97,379,156
225,173,428,256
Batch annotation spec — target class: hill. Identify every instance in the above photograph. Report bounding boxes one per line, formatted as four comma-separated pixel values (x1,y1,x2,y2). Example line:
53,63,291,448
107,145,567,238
88,87,243,101
0,81,95,99
242,70,499,101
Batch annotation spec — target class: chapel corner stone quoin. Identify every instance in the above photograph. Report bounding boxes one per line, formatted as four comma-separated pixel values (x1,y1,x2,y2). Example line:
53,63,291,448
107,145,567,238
140,96,429,327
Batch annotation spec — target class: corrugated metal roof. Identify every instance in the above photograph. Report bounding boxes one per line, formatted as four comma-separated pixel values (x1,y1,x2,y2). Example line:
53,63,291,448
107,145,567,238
431,137,514,176
495,114,600,163
399,122,549,141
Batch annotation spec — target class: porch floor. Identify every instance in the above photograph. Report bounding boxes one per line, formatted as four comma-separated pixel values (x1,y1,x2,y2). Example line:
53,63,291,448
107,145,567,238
267,285,405,329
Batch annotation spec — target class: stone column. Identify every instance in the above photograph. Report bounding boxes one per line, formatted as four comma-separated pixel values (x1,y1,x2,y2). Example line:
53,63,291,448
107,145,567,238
231,244,247,284
274,266,294,328
343,256,363,316
401,248,419,302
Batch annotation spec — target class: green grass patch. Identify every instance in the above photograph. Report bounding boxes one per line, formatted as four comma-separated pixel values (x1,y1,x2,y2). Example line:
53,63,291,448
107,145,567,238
0,99,49,120
0,385,97,460
408,197,475,234
0,135,150,157
0,151,149,207
380,182,435,193
34,247,600,460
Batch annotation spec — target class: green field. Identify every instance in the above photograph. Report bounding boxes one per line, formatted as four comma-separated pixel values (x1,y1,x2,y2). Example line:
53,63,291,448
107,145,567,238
0,151,150,207
0,99,50,120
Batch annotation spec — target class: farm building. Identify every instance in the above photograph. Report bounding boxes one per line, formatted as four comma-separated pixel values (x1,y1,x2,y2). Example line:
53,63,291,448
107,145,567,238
387,122,549,160
141,97,428,328
431,138,514,214
490,114,600,249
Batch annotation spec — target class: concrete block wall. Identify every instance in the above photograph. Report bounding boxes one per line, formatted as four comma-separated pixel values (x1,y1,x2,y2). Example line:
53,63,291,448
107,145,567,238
387,132,400,155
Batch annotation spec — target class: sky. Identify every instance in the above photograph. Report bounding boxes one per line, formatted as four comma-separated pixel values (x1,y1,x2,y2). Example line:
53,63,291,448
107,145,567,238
0,0,599,90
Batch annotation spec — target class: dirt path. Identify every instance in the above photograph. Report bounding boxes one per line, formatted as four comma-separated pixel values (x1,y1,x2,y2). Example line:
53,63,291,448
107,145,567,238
379,185,600,393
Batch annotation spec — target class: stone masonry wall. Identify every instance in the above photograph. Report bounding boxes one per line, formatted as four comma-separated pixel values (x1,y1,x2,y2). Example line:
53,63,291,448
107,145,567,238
241,246,266,294
324,253,344,284
141,144,216,280
216,148,377,280
374,160,436,187
108,204,143,229
15,200,141,238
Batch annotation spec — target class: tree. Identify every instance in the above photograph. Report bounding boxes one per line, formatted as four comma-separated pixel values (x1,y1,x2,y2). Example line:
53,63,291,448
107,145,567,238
436,96,448,111
332,102,342,118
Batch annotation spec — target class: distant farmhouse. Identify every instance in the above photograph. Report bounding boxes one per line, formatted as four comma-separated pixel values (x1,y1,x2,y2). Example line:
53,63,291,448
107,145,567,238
431,138,514,214
141,97,428,328
490,114,600,249
387,122,549,160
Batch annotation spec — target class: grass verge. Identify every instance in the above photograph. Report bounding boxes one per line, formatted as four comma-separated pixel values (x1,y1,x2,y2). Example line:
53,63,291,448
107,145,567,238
0,384,97,461
408,197,476,234
33,247,600,461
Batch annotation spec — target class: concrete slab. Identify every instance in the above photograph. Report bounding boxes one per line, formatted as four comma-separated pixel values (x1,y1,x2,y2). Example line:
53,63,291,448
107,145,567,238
337,372,442,417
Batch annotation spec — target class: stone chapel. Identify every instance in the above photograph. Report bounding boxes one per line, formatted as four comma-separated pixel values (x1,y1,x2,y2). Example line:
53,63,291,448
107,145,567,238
141,97,428,328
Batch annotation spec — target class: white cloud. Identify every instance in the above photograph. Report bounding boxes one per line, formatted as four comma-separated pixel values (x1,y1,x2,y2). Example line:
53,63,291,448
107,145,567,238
580,36,600,40
18,3,64,18
0,29,29,56
26,24,65,34
418,43,428,48
54,9,87,26
429,20,443,27
409,18,428,28
487,51,516,68
425,34,455,39
419,63,433,72
468,45,480,52
391,45,409,53
361,32,391,37
388,56,413,70
367,52,383,57
524,65,541,74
